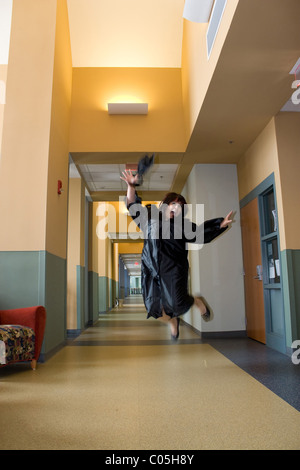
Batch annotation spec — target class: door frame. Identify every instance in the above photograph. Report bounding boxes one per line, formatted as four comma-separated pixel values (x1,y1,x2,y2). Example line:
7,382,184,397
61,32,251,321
240,173,286,354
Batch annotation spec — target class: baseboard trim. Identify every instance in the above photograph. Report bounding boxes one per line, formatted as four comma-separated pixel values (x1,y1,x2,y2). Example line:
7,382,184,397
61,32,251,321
182,319,246,339
201,330,247,339
67,329,82,339
41,340,67,363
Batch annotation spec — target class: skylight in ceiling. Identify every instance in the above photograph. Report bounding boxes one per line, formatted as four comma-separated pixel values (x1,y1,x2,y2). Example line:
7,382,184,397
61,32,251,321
207,0,227,58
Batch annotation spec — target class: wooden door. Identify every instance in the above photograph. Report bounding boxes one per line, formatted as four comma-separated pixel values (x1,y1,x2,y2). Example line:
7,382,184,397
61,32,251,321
240,198,266,343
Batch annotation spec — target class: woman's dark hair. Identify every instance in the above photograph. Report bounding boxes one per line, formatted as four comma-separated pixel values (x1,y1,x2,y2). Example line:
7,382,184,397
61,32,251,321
159,192,188,215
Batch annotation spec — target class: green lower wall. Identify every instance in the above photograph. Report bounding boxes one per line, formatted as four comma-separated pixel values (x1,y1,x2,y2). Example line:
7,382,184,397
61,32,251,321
2,248,297,354
0,250,66,358
281,249,300,346
76,265,85,331
98,276,118,313
88,271,99,323
0,251,123,359
90,273,117,317
98,276,107,313
113,280,118,307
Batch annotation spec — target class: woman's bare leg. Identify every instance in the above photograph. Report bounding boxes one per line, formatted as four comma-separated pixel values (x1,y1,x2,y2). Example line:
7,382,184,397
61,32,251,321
158,309,179,336
194,296,211,321
193,297,206,315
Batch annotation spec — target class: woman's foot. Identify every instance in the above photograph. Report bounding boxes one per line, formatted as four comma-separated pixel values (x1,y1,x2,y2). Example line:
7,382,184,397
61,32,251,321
194,296,211,322
171,317,180,340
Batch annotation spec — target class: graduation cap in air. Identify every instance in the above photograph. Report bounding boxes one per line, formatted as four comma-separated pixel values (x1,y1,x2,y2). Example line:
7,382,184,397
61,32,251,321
135,153,155,186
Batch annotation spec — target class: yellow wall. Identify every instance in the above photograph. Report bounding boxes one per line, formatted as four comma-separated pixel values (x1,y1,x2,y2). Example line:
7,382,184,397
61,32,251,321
237,118,285,246
67,178,85,329
46,0,72,258
274,112,300,251
0,64,7,155
181,0,239,142
97,237,109,278
69,68,186,152
95,200,160,240
113,243,119,283
67,178,85,266
94,202,144,307
0,0,72,257
118,243,143,254
67,0,240,156
237,119,279,199
237,114,300,252
0,0,57,251
89,202,99,274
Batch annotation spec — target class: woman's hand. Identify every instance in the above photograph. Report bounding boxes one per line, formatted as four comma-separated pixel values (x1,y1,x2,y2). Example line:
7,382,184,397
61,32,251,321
220,211,233,228
120,169,140,206
120,169,140,187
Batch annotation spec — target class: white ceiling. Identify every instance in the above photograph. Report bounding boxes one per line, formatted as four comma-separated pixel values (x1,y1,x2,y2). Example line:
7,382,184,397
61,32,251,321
119,253,141,276
78,163,178,192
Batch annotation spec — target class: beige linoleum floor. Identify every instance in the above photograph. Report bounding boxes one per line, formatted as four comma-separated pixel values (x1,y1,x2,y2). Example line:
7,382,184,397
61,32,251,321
1,300,300,450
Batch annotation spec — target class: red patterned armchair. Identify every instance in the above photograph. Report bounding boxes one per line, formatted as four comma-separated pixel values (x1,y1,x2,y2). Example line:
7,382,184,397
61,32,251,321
0,306,46,370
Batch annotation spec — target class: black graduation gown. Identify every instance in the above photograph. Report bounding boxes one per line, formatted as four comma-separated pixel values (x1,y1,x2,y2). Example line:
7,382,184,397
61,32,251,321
128,193,227,319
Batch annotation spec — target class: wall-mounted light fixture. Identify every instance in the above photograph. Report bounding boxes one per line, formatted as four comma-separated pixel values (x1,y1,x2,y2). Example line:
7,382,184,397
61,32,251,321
107,102,148,115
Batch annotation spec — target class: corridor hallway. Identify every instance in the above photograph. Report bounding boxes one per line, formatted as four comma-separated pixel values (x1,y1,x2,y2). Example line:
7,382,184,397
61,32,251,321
0,298,300,450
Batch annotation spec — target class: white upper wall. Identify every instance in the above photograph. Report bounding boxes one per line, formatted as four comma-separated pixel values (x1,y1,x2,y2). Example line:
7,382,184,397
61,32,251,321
183,164,246,333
